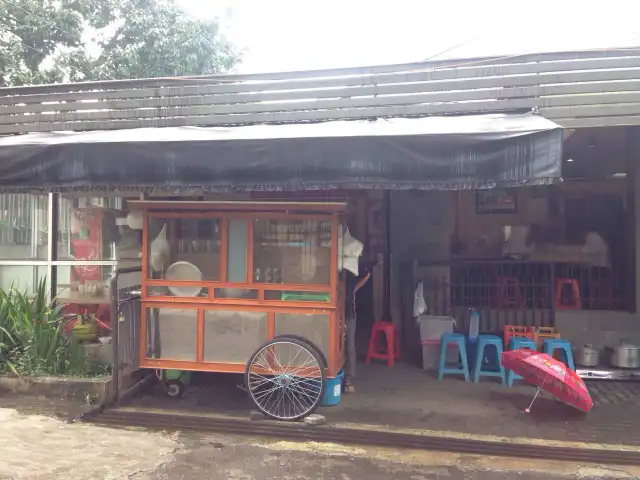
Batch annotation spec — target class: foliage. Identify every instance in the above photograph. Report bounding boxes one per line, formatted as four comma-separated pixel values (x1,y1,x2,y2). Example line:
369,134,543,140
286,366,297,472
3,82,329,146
0,0,240,86
0,279,105,377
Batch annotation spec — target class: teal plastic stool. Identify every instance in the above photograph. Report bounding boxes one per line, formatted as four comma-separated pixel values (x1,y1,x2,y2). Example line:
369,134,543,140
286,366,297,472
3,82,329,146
472,334,506,385
543,339,576,371
437,333,470,382
506,337,537,387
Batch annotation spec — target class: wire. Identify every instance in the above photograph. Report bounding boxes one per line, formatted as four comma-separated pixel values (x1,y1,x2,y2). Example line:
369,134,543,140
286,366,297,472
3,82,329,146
0,0,110,80
0,0,82,47
423,35,483,62
427,46,640,72
162,45,640,84
0,21,49,57
2,0,640,88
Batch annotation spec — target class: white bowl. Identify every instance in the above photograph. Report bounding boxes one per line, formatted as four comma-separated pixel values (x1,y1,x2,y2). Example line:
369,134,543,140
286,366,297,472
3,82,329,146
165,261,203,297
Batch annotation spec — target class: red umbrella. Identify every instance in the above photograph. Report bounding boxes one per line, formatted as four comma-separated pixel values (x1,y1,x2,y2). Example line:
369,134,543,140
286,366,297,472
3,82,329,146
501,349,593,413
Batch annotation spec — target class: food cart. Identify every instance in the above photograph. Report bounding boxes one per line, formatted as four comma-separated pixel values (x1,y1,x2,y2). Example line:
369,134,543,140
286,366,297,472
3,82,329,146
131,200,346,420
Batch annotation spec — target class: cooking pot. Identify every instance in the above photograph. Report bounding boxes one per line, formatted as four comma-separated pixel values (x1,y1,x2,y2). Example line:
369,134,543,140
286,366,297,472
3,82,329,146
605,341,640,369
574,344,600,367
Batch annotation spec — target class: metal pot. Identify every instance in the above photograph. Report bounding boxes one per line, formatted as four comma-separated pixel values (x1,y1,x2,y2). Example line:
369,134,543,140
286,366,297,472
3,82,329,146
606,341,640,369
574,344,600,367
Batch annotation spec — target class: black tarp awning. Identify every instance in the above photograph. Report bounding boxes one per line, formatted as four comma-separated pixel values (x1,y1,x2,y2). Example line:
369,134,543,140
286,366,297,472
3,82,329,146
0,113,562,193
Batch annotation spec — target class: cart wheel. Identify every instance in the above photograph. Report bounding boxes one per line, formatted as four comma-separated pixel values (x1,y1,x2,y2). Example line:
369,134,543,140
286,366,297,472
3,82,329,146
166,380,185,398
273,334,328,367
245,337,326,421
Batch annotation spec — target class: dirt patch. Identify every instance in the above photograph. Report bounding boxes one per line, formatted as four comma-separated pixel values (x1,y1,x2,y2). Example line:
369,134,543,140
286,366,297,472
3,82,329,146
0,408,178,480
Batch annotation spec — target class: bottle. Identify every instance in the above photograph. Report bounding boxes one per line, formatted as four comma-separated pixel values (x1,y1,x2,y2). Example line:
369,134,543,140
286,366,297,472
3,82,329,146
468,308,480,341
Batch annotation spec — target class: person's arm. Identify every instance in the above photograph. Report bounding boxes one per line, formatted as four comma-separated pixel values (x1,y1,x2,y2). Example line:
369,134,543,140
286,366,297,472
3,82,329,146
354,271,371,294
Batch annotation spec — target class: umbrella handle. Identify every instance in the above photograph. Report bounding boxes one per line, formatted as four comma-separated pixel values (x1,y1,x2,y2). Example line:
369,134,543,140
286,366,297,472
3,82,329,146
525,387,542,413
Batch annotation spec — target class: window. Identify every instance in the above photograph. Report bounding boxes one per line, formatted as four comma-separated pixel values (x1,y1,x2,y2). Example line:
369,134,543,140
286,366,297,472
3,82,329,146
253,219,331,286
147,218,221,282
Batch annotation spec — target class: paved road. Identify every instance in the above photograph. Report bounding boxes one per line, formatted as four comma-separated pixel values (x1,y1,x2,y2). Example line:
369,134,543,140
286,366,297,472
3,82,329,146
0,404,636,480
136,439,632,479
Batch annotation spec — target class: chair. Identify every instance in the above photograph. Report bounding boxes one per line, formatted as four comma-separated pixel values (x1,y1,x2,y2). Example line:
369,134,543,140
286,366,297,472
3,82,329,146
543,339,576,371
555,278,582,309
437,333,469,382
366,322,400,367
471,334,506,385
494,276,524,309
506,337,537,387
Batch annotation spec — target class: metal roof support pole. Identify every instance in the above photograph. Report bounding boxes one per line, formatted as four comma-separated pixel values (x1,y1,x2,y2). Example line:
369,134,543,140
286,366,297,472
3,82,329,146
46,193,59,303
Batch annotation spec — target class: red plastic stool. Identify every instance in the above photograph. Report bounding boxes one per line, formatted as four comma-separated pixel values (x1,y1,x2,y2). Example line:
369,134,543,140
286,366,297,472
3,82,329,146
366,322,400,367
555,278,582,309
494,276,524,308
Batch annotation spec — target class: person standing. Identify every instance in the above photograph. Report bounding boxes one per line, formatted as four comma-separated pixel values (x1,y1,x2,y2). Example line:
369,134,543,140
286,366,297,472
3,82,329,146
344,263,371,394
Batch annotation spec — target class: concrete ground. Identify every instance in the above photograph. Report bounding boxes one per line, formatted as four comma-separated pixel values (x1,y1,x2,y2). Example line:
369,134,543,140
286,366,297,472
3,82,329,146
0,406,637,480
127,361,640,447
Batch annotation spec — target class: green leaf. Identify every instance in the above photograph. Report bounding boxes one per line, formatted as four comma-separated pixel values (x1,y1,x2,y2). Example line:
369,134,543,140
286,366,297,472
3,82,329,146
0,0,239,86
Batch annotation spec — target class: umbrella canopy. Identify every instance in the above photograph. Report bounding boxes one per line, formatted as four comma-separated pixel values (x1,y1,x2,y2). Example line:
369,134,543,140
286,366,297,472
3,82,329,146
501,349,593,413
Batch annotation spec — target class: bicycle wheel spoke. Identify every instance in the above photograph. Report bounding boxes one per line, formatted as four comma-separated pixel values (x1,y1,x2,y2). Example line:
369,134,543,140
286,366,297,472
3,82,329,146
246,339,325,421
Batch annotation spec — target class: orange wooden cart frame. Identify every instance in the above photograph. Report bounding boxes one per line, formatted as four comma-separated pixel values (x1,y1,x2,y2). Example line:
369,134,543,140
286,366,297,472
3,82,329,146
130,200,347,378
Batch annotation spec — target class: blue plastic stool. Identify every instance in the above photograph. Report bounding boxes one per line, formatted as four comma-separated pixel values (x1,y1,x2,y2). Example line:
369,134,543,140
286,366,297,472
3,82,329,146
437,333,470,382
543,339,576,371
472,334,506,385
506,337,537,387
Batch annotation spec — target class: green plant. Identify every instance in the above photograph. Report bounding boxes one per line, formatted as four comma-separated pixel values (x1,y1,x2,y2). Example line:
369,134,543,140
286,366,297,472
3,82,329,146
0,279,96,377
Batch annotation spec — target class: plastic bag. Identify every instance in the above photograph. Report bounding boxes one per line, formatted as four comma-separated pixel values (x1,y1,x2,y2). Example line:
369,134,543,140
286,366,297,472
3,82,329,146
342,227,364,257
413,281,427,317
343,255,359,275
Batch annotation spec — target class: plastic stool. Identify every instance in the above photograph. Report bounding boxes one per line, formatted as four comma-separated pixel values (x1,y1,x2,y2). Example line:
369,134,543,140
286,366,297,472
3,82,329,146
555,278,582,309
437,333,470,382
543,339,576,371
366,322,400,367
506,337,537,387
472,335,506,385
494,276,524,308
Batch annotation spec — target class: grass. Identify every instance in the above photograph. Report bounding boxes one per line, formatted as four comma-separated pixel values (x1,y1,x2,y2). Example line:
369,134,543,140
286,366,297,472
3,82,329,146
0,279,108,377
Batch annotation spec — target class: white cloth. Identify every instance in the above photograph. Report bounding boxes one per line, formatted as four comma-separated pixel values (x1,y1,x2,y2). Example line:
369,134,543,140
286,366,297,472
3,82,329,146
341,227,364,275
582,232,610,269
502,225,534,256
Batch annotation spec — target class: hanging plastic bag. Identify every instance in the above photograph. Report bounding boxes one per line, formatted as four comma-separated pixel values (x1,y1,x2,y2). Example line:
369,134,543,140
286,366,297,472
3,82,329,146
343,255,359,276
342,227,364,258
413,281,427,318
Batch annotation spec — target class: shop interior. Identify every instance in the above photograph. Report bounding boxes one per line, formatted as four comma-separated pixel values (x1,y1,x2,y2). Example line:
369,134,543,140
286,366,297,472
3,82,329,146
391,126,636,366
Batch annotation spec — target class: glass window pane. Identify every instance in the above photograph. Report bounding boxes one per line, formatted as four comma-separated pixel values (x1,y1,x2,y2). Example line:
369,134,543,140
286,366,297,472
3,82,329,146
146,308,197,360
254,219,331,285
264,290,330,302
0,265,40,292
147,217,221,281
203,310,268,363
58,195,128,261
274,313,330,366
0,194,48,260
227,218,248,283
55,266,110,305
214,288,258,300
147,285,208,298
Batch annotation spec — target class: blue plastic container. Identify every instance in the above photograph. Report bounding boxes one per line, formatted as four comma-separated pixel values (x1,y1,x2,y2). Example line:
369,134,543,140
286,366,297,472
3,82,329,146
321,370,344,406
